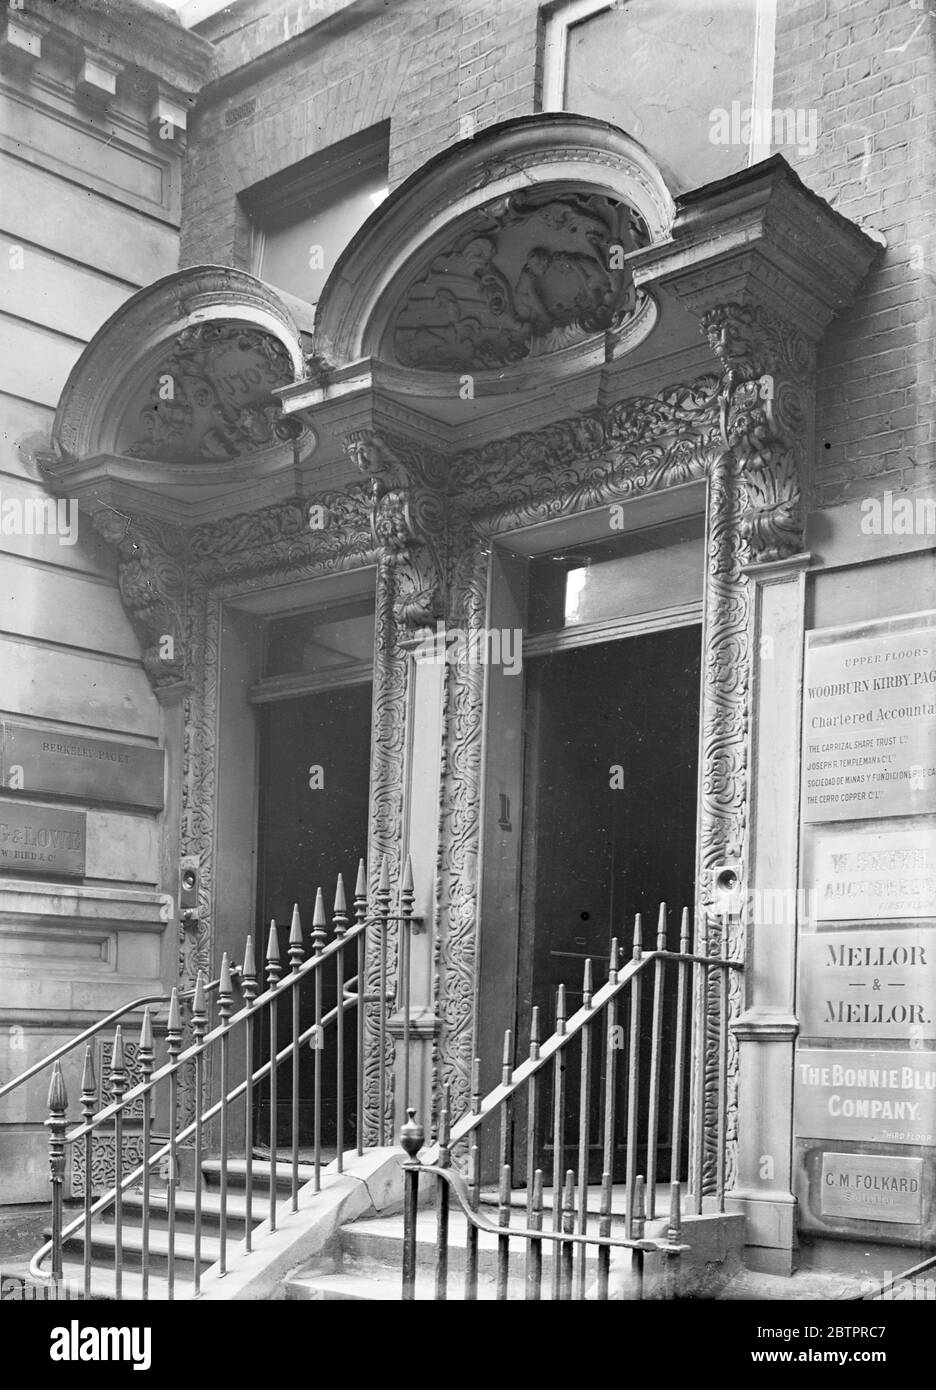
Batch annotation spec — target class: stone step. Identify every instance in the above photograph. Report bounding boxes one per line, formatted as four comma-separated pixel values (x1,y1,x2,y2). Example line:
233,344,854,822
116,1187,253,1235
202,1157,317,1193
60,1220,222,1274
57,1261,194,1302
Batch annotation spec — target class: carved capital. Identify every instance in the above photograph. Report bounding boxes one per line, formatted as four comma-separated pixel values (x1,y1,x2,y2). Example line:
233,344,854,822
701,302,814,564
343,428,448,632
92,509,190,691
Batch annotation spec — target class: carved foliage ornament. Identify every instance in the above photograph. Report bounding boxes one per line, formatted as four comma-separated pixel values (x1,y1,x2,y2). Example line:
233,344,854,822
702,302,813,563
389,190,651,370
119,323,299,464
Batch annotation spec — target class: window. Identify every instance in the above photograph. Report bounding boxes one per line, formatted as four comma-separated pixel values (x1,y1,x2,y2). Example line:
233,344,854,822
242,125,390,304
542,0,766,191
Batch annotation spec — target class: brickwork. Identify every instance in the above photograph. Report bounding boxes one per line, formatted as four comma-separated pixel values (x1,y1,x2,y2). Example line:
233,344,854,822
181,0,540,268
772,0,935,506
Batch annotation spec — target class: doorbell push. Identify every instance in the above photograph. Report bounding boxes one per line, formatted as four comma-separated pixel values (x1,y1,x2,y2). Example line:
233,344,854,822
712,863,742,912
180,856,200,930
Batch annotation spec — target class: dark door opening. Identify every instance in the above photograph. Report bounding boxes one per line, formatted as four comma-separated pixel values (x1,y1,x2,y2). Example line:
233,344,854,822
254,684,371,1149
517,624,701,1182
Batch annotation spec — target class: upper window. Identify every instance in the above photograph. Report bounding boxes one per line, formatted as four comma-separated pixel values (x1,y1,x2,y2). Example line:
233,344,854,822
242,125,389,305
542,0,765,192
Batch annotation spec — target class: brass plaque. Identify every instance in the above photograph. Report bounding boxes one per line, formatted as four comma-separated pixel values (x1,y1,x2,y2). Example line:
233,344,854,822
0,800,86,877
811,828,936,921
795,1047,936,1145
1,723,164,810
799,927,936,1041
802,624,936,822
820,1152,923,1224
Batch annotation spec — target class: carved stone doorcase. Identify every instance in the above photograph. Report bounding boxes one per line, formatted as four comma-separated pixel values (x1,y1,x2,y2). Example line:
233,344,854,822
46,119,878,1180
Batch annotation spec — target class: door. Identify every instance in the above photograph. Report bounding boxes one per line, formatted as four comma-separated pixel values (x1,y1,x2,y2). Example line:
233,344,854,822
254,683,372,1149
517,624,701,1181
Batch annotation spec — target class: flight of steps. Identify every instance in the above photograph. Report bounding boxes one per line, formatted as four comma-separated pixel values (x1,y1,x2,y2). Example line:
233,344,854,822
53,1157,316,1300
285,1201,645,1301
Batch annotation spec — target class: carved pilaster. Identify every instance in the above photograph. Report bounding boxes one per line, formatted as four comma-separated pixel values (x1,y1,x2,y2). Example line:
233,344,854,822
701,302,815,564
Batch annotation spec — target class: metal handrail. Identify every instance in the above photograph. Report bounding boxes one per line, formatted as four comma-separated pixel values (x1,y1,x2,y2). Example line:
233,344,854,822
0,967,243,1105
424,944,742,1164
406,1162,688,1255
28,981,360,1285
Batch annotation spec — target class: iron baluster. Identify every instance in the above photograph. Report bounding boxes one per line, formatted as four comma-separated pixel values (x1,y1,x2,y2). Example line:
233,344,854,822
375,857,391,1145
353,859,367,1156
288,904,304,1212
79,1044,96,1299
399,1106,424,1301
333,875,348,1172
138,1009,155,1300
575,957,593,1299
527,1169,544,1301
597,1170,613,1300
45,1061,67,1293
550,984,567,1301
165,988,181,1300
631,1174,646,1299
624,913,642,1238
717,911,730,1211
435,1085,451,1301
646,904,667,1220
110,1026,127,1301
190,973,207,1295
670,910,690,1194
217,954,234,1271
311,887,327,1191
265,921,281,1230
400,855,414,1119
496,1162,511,1300
498,1028,513,1181
465,1056,481,1301
241,936,258,1253
559,1169,575,1301
524,1006,540,1289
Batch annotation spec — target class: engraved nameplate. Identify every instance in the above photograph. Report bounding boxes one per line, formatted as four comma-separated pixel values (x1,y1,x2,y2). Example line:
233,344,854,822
0,800,86,877
820,1152,923,1224
1,723,164,810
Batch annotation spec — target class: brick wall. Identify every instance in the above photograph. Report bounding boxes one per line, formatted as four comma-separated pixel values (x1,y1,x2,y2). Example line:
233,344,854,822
181,0,540,268
772,0,935,507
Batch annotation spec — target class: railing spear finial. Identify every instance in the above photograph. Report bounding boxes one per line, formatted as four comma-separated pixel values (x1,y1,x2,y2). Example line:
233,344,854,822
333,874,348,939
80,1043,96,1120
529,1006,540,1061
45,1061,68,1286
110,1024,126,1083
138,1006,154,1058
556,983,567,1036
608,937,619,985
632,912,643,961
218,953,234,1021
633,1174,646,1240
191,971,208,1042
266,919,281,988
241,936,258,1005
501,1029,513,1086
166,987,182,1058
288,903,304,972
679,906,690,954
668,1179,683,1244
582,958,593,1009
311,887,327,955
657,902,667,952
471,1056,481,1116
354,859,367,926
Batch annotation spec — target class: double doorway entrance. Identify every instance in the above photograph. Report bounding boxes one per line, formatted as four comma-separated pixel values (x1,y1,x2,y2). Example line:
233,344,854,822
248,501,706,1169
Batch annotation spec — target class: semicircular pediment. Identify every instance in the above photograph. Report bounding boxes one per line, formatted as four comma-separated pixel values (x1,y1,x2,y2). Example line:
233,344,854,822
312,114,676,372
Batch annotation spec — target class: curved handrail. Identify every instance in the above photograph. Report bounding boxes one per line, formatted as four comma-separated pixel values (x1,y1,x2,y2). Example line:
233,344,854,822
422,946,741,1164
406,1162,689,1255
28,980,360,1284
0,967,243,1106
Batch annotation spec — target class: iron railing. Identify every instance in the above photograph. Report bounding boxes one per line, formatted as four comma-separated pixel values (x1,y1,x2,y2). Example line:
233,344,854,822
26,856,416,1299
399,905,741,1300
